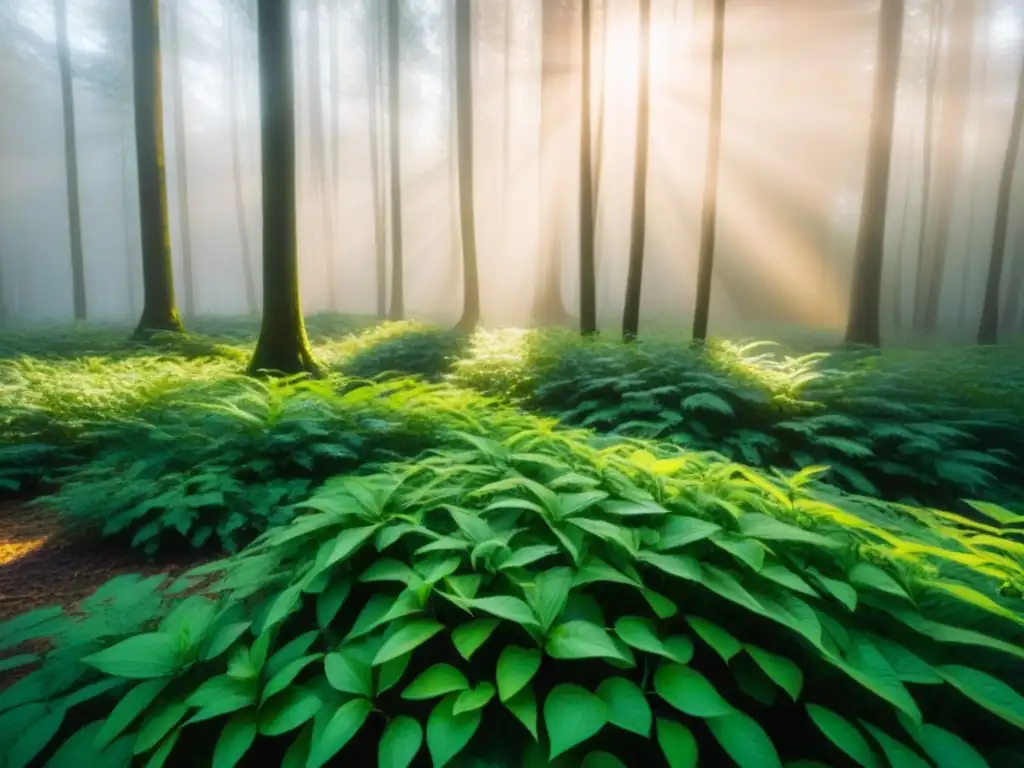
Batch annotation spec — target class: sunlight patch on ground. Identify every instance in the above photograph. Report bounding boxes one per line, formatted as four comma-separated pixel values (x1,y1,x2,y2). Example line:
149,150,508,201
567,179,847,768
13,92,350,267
0,534,48,566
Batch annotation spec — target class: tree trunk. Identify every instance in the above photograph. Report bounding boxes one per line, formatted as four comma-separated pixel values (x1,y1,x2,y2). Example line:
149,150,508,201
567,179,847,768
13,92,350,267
55,0,87,321
501,0,513,254
119,81,138,319
364,0,387,318
844,0,904,347
977,52,1024,345
307,0,337,309
249,0,317,375
167,1,195,318
131,0,184,338
226,2,258,315
454,0,480,331
691,0,725,343
1000,214,1024,332
621,0,652,342
444,0,462,300
578,0,596,335
387,0,405,321
328,0,341,214
914,0,974,333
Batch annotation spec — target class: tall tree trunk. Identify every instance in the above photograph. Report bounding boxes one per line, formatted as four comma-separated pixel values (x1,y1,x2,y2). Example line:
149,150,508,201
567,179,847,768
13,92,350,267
501,0,513,253
891,123,917,332
444,0,462,299
131,0,184,338
915,0,974,333
977,51,1024,345
691,0,725,343
455,0,480,331
579,0,596,335
328,0,341,212
55,0,87,321
365,0,387,318
621,0,652,342
845,0,905,346
119,69,138,319
387,0,405,321
168,1,195,318
307,0,337,309
226,2,258,315
1000,214,1024,331
249,0,318,375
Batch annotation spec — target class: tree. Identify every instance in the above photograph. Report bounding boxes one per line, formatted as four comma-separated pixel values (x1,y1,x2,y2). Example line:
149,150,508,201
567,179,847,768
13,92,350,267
168,0,195,318
977,46,1024,345
454,0,480,331
387,0,405,321
691,0,726,343
621,0,652,342
131,0,184,338
55,0,86,320
578,0,596,336
248,0,318,375
844,0,904,347
364,0,387,318
307,0,337,309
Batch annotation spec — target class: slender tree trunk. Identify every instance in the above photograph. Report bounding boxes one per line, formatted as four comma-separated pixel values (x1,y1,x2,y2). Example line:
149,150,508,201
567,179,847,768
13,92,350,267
621,0,652,341
328,0,341,211
167,1,195,318
691,0,725,343
119,76,138,319
307,0,337,309
364,1,386,318
226,2,257,315
131,0,184,337
977,52,1024,345
55,0,86,320
249,0,318,375
1000,214,1024,331
501,0,513,254
579,0,597,335
845,0,905,346
454,0,480,331
387,0,405,321
892,124,917,332
444,0,462,299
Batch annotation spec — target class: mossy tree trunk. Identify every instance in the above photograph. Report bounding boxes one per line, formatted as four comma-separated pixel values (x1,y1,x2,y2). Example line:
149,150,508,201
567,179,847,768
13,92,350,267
248,0,318,376
387,0,405,321
454,0,480,332
578,0,596,336
130,0,184,338
844,0,904,347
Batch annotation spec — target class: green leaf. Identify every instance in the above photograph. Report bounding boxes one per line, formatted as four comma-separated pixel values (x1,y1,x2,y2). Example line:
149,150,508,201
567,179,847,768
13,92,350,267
258,687,323,736
546,621,633,665
806,704,881,768
938,665,1024,728
401,664,470,701
596,677,651,736
325,651,373,698
372,620,445,666
686,616,742,662
498,544,561,571
451,619,500,660
46,721,133,768
376,653,411,696
745,645,803,701
900,721,991,768
656,517,722,550
657,717,698,768
186,674,256,722
809,570,857,611
315,580,352,629
581,752,628,768
528,568,573,633
682,392,734,416
212,710,257,768
307,698,372,768
858,720,931,768
143,726,181,768
711,533,766,572
262,654,322,703
343,594,397,643
0,655,37,674
654,664,733,718
847,563,909,601
427,693,483,767
94,678,169,749
465,596,539,628
544,684,609,760
378,715,423,768
262,583,303,633
134,701,188,754
453,682,495,714
6,706,65,768
201,621,252,662
83,633,184,679
736,514,839,548
706,711,782,768
504,686,539,740
497,645,542,702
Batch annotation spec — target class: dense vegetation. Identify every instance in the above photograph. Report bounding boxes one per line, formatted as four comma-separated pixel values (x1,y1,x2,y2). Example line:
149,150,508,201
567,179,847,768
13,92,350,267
1,320,1023,766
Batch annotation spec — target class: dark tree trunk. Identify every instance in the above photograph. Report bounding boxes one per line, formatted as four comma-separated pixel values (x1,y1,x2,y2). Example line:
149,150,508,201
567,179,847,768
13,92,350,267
55,0,87,321
578,0,596,336
621,0,652,342
131,0,184,338
365,0,387,318
307,0,337,309
249,0,318,375
977,51,1024,345
168,1,195,318
691,0,725,343
387,0,405,321
845,0,904,347
225,1,257,315
454,0,480,331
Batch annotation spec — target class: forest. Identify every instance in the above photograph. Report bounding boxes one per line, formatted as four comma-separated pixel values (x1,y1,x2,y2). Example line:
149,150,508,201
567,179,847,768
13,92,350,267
0,0,1023,766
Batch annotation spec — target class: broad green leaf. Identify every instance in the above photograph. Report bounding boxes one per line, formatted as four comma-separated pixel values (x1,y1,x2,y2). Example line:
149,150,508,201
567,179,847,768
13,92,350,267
325,525,382,570
497,645,542,702
360,559,416,584
451,619,500,660
376,652,411,696
212,710,257,768
581,752,628,768
262,584,303,633
401,663,470,701
809,570,857,612
378,715,423,768
745,645,803,701
134,701,188,753
453,682,495,714
613,616,662,656
94,678,169,748
6,706,65,768
372,620,445,666
427,693,483,767
655,664,733,718
264,631,320,682
465,596,539,628
899,720,991,768
938,665,1024,728
315,580,352,629
504,686,539,740
706,711,782,768
258,687,323,736
686,616,742,662
544,684,608,760
186,675,256,723
546,621,633,665
498,544,561,571
324,651,373,698
46,721,133,768
711,533,766,572
858,720,931,768
307,698,372,768
143,726,180,768
847,563,909,601
528,568,573,633
806,704,880,768
736,514,839,548
83,633,183,679
656,517,722,551
262,654,322,702
596,677,651,736
343,594,398,643
201,621,252,662
657,717,698,768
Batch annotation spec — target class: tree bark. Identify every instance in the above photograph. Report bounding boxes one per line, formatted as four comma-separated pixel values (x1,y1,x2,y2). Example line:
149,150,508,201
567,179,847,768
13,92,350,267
249,0,318,375
131,0,184,338
977,52,1024,345
454,0,480,331
364,0,387,318
578,0,596,335
691,0,725,343
387,0,405,321
621,0,652,341
55,0,87,321
1000,214,1024,332
443,0,462,300
167,0,195,318
844,0,905,347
